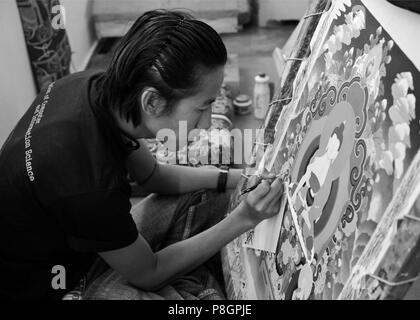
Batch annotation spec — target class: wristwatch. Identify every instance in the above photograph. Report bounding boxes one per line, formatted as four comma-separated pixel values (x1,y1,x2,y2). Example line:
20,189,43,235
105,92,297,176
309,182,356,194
217,165,230,192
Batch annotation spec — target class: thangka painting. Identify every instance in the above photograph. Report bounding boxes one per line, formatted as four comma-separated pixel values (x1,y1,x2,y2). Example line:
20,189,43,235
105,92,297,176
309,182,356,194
222,0,420,300
16,0,71,92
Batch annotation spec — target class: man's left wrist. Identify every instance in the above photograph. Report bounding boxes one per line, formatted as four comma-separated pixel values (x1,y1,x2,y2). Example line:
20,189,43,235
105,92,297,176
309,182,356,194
217,165,230,192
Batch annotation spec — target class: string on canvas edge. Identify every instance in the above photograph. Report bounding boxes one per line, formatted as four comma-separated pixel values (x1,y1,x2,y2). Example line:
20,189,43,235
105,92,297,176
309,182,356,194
402,214,420,223
241,173,250,180
254,141,270,146
367,274,419,287
281,53,306,62
303,11,328,20
268,97,293,108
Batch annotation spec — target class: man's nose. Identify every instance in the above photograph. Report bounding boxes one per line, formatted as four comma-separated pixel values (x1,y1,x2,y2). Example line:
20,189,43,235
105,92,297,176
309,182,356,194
196,108,212,130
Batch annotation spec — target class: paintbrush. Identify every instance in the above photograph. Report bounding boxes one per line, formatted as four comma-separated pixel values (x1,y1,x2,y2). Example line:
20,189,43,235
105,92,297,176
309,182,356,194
240,143,277,196
240,175,277,196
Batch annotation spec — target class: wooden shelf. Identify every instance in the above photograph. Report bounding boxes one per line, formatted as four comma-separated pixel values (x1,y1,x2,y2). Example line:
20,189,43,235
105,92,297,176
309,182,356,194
92,0,251,38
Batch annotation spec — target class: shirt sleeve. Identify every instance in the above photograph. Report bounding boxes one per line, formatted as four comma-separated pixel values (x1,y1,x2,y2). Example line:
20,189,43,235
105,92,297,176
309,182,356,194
49,190,139,253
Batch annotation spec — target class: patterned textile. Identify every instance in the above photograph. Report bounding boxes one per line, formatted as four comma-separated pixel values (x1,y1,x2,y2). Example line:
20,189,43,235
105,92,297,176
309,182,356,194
16,0,71,92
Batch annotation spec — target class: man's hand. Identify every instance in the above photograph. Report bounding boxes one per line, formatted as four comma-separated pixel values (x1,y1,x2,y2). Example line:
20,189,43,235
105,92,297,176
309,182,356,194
240,175,285,226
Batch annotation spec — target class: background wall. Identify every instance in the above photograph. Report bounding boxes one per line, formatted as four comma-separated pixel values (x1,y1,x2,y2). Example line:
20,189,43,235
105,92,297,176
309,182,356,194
0,0,97,147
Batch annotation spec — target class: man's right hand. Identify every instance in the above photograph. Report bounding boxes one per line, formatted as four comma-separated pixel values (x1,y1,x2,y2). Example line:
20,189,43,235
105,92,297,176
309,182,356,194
240,176,285,226
240,175,285,226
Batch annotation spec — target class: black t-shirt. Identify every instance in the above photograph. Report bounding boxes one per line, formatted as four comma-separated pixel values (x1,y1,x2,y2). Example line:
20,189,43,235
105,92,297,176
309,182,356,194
0,71,139,300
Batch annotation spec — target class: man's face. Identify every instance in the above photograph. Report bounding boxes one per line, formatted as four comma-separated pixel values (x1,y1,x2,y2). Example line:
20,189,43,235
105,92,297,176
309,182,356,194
142,66,225,142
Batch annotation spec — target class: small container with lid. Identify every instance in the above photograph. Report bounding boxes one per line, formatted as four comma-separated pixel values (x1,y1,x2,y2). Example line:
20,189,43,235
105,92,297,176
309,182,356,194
233,94,252,116
253,73,271,120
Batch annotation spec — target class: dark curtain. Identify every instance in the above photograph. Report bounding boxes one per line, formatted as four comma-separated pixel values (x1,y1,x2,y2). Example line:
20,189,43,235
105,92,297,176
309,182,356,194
16,0,72,92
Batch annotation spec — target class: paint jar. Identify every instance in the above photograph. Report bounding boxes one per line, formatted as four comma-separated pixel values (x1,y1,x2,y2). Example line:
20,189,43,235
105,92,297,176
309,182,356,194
233,94,252,116
253,73,271,120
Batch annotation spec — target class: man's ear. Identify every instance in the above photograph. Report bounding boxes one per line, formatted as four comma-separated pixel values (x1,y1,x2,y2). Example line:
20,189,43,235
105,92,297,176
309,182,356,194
139,87,167,117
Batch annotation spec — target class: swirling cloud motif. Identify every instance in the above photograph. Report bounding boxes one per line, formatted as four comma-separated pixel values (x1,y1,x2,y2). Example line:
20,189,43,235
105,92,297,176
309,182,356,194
341,203,359,237
382,72,416,179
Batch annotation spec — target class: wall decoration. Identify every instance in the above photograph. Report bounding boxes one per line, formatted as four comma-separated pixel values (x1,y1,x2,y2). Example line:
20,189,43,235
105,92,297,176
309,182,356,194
16,0,71,92
222,0,420,300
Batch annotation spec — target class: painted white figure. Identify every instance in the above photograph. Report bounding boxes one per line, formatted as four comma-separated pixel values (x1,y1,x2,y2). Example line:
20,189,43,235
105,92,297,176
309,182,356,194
291,125,344,230
292,262,314,300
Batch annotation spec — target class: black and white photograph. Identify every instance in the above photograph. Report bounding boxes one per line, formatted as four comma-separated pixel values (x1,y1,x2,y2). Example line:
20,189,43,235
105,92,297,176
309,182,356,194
0,0,420,306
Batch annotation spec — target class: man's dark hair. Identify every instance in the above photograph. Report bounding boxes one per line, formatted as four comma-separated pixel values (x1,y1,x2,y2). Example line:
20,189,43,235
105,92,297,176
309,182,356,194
96,10,227,126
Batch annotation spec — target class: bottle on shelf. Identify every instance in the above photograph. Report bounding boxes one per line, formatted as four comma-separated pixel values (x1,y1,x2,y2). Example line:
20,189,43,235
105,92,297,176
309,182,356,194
253,73,271,120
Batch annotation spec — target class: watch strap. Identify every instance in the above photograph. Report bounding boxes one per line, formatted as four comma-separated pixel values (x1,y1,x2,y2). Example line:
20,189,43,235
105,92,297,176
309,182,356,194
217,166,229,192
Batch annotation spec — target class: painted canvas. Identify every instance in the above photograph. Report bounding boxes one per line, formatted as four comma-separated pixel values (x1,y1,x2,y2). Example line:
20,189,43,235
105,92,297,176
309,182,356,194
222,0,420,300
